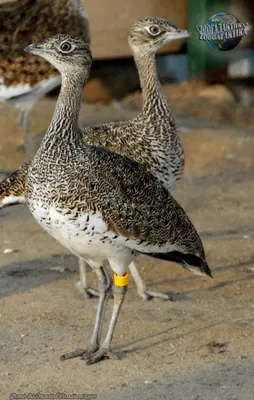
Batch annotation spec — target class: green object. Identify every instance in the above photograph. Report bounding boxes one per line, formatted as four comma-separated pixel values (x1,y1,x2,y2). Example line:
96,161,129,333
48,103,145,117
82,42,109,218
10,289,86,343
188,0,230,79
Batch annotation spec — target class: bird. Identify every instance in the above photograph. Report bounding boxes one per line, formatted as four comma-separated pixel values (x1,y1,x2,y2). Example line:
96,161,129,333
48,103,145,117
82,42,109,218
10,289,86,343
0,0,90,157
24,34,212,364
0,18,190,300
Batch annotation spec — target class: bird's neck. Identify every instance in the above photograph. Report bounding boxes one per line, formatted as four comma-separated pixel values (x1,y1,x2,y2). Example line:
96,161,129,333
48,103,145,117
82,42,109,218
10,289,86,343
133,48,168,115
41,71,87,151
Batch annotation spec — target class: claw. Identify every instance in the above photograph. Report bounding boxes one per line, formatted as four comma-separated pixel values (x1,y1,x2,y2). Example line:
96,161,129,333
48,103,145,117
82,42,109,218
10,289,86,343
60,348,86,360
85,287,114,299
75,280,114,299
86,348,119,365
84,287,100,299
75,280,100,299
140,290,176,301
60,344,99,361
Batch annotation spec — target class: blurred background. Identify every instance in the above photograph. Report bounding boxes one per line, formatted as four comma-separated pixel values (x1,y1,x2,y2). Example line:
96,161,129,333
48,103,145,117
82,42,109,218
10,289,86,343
74,0,254,105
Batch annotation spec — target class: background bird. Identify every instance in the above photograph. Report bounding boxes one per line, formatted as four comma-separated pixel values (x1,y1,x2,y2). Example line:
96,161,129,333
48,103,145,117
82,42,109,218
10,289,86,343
0,0,90,157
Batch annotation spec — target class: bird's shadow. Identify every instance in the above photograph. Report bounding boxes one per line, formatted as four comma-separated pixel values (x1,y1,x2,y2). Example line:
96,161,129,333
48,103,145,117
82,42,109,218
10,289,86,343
114,307,254,360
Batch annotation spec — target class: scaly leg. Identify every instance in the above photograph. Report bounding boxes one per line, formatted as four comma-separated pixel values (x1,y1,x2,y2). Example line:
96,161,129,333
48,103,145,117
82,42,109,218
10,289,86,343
61,266,112,361
78,258,99,298
85,275,128,365
129,261,174,301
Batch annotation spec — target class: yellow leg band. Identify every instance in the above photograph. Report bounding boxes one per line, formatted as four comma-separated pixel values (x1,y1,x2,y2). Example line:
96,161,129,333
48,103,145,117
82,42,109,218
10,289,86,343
114,272,129,287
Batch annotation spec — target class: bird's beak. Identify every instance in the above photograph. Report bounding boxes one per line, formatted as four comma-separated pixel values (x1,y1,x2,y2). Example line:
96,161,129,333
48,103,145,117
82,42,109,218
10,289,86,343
166,29,190,42
24,43,46,55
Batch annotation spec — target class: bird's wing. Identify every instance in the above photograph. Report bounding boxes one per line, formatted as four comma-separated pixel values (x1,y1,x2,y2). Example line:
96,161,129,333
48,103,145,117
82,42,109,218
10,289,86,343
0,161,30,207
65,145,206,261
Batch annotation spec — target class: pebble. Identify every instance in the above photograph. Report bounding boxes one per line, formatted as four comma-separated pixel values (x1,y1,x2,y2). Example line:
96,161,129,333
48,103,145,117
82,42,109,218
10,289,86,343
226,153,234,159
4,248,15,254
50,266,66,272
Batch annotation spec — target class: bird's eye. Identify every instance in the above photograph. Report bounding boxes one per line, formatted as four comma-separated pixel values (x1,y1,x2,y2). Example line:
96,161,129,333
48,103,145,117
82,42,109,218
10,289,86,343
149,25,160,36
60,42,73,53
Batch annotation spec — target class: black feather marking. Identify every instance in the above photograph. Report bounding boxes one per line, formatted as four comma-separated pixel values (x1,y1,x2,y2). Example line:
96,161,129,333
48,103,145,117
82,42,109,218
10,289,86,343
139,250,212,278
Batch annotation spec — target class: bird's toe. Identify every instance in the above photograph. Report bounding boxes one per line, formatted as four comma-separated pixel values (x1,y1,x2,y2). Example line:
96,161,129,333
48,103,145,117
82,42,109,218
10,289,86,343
86,348,119,365
60,344,99,361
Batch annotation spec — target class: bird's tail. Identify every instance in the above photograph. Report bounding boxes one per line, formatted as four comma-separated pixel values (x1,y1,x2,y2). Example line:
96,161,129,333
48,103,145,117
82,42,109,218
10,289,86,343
139,250,212,278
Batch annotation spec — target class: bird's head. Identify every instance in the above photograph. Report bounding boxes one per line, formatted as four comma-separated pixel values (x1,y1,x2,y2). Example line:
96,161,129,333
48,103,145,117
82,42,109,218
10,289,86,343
25,34,92,77
128,17,190,54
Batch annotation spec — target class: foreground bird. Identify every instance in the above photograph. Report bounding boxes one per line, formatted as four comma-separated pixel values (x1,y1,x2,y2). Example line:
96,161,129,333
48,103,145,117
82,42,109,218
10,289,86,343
0,0,90,156
0,18,189,300
23,34,212,364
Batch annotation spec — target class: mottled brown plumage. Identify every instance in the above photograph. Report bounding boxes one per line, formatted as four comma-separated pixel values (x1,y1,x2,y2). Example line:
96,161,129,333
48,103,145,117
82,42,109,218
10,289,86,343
0,0,90,156
24,35,211,363
0,18,189,300
0,0,89,86
0,162,28,199
84,18,188,190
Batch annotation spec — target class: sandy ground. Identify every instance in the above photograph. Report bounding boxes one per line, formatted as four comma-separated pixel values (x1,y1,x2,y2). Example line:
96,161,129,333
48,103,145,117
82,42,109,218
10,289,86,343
0,96,254,399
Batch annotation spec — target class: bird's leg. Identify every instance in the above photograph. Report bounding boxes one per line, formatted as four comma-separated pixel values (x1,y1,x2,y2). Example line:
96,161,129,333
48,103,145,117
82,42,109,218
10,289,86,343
17,108,35,157
85,272,128,365
77,258,114,299
77,258,100,298
129,261,175,301
61,266,112,361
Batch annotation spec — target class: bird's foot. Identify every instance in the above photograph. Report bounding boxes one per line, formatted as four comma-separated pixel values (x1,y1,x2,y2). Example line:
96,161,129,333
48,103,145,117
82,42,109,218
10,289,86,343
75,280,100,298
84,347,119,365
84,287,100,299
139,290,176,301
61,345,118,365
60,344,99,361
75,281,114,299
84,287,114,300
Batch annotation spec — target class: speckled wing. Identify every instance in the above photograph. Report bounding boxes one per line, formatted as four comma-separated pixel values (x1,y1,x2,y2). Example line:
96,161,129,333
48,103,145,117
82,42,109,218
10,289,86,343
63,146,210,276
0,161,30,206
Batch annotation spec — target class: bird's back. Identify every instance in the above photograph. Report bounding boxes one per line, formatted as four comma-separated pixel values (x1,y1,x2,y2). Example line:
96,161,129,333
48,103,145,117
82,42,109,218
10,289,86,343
0,0,90,89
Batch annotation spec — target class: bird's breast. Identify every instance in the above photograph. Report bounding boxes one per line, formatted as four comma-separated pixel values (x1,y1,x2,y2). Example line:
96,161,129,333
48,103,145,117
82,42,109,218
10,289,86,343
28,199,125,260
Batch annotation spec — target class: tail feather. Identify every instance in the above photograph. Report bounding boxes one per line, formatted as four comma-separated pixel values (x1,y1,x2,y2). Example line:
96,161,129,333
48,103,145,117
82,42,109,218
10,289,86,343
139,250,212,278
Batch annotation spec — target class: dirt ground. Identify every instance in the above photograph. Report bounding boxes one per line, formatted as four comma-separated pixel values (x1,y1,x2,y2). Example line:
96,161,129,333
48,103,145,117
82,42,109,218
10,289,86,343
0,94,254,399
